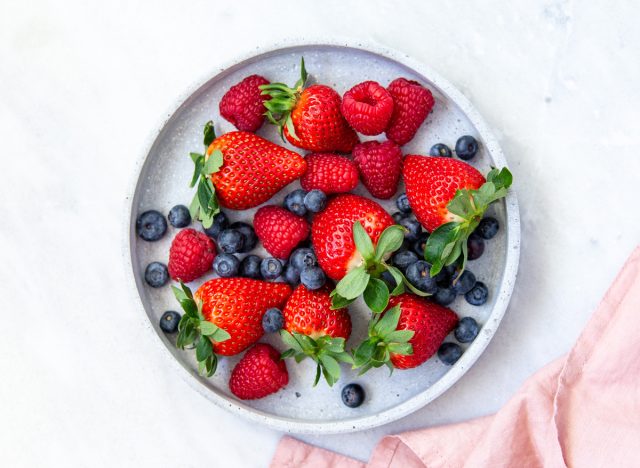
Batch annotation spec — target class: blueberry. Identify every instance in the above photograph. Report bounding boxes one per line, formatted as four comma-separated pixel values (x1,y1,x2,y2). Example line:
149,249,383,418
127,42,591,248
213,253,240,277
438,342,463,365
395,193,411,213
284,189,307,216
380,270,397,291
455,135,479,161
217,229,244,254
405,260,438,294
203,211,229,239
412,232,430,257
136,210,167,241
300,265,326,290
262,308,284,333
392,211,408,224
399,217,422,242
455,317,480,343
240,254,262,279
167,205,191,228
290,247,317,271
451,270,476,295
433,287,456,306
341,383,365,408
159,311,181,333
435,267,453,288
465,281,488,306
144,262,169,288
304,189,327,213
477,217,499,240
261,257,283,280
230,222,257,252
430,143,452,157
392,250,418,272
467,234,485,261
284,264,300,286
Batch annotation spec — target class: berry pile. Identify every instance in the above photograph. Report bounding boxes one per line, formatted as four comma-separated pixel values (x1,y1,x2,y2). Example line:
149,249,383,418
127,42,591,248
135,57,512,406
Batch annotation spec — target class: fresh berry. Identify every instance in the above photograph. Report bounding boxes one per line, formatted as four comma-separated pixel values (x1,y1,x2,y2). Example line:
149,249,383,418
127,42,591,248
392,211,407,224
455,317,480,343
262,60,359,153
430,143,452,157
352,140,403,199
240,254,262,279
385,78,434,145
392,250,418,272
438,342,463,365
229,343,289,400
219,74,270,133
230,222,257,253
467,234,485,260
455,135,479,161
341,383,365,408
262,308,284,333
145,262,169,288
300,153,359,194
452,270,476,295
395,193,411,213
380,270,398,290
312,194,394,280
213,253,240,278
136,210,167,241
290,247,317,271
168,229,216,282
284,264,300,286
217,228,244,254
168,205,191,228
465,281,488,306
477,217,499,239
254,206,310,259
341,81,394,135
412,232,430,256
203,211,229,239
284,189,308,216
159,311,181,333
399,217,422,242
436,267,454,288
303,190,327,213
405,260,438,294
260,257,284,280
300,265,326,290
433,287,456,306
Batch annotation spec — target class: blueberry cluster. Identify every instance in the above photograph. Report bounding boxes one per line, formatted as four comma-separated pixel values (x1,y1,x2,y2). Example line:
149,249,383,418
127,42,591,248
429,135,479,161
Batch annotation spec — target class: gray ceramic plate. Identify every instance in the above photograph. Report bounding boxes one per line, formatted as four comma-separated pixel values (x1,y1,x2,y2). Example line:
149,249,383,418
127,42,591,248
125,41,520,434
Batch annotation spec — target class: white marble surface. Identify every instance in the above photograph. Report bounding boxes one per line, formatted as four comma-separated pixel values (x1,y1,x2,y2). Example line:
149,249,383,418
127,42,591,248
2,1,640,466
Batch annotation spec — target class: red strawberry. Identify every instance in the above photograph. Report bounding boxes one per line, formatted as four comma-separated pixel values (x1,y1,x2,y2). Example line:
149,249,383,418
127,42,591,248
280,285,352,386
172,279,292,376
219,75,270,132
311,194,394,281
168,228,216,282
254,205,310,259
341,81,394,135
385,78,435,145
229,343,289,400
352,140,403,199
261,59,359,153
300,153,359,194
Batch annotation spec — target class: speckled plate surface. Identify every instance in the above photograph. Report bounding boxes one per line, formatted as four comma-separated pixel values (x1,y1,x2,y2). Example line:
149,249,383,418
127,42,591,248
125,41,520,434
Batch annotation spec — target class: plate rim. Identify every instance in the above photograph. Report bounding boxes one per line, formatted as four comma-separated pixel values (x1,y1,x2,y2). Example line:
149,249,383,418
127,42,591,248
122,38,521,434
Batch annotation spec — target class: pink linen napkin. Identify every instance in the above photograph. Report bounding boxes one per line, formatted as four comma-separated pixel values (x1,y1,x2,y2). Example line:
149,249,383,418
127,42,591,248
271,246,640,467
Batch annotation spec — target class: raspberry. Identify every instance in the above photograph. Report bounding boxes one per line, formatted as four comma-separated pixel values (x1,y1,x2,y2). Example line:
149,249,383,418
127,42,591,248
219,75,270,132
229,343,289,400
353,140,403,199
168,228,216,282
253,206,310,259
341,81,394,135
300,153,359,194
385,78,434,145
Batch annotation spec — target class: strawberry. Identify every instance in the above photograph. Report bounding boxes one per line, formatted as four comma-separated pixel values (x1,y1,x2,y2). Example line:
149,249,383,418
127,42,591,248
403,155,512,275
280,285,353,386
300,153,359,194
172,279,291,376
353,293,458,372
341,81,394,135
229,343,289,400
188,123,306,227
253,205,310,259
385,78,435,145
352,140,403,199
168,228,216,283
219,75,270,132
261,58,359,153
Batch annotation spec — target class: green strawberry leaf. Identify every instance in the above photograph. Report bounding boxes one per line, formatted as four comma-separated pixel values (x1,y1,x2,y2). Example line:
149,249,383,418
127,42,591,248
374,225,406,261
204,149,224,175
386,329,415,343
384,265,406,296
388,342,413,355
203,120,216,147
335,265,370,300
189,153,204,188
373,305,401,337
353,221,375,261
195,336,213,361
330,293,355,310
363,278,390,313
280,330,304,353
